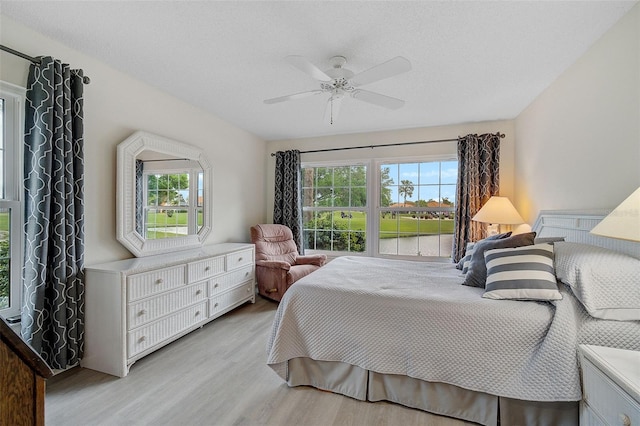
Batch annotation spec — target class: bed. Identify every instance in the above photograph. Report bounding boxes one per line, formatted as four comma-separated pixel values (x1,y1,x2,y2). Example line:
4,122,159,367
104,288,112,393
266,210,640,425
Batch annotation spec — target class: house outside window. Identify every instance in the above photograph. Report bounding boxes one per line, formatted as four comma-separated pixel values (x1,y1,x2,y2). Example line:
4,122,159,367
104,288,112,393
302,156,457,260
0,82,25,318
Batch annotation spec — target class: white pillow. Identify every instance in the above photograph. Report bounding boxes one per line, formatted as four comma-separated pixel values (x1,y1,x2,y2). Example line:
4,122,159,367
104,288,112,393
554,242,640,321
483,243,562,301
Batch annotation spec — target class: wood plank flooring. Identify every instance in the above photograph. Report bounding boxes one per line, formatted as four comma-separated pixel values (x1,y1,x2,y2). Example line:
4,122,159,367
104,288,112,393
45,297,473,426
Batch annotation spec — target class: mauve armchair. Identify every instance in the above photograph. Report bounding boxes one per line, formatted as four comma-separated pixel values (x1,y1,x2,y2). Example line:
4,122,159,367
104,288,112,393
250,224,327,302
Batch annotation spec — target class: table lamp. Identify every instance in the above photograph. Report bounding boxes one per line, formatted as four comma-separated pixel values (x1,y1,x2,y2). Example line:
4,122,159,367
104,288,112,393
472,196,524,236
590,187,640,242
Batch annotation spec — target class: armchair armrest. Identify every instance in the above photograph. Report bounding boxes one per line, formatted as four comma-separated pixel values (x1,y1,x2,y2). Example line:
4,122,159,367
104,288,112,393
256,259,291,271
295,254,327,267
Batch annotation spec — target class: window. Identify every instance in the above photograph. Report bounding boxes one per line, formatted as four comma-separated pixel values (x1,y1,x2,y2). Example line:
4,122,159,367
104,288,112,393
301,157,458,260
378,160,457,258
142,161,203,240
302,164,368,254
0,82,25,318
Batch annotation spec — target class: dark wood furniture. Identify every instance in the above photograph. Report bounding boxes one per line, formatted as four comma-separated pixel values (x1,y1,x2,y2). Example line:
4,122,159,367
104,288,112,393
0,316,53,426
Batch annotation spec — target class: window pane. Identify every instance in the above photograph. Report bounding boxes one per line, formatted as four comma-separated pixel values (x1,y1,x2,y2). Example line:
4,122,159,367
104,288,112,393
380,165,395,207
419,162,440,184
377,159,457,259
351,165,366,186
441,161,458,184
302,165,367,254
0,208,9,309
351,187,366,207
0,98,4,199
145,208,189,239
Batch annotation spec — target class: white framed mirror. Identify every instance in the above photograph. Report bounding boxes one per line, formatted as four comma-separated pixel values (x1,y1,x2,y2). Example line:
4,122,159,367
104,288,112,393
116,131,213,257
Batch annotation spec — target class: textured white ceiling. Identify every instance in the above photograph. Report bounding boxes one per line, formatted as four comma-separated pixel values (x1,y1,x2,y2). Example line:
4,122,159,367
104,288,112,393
1,1,636,141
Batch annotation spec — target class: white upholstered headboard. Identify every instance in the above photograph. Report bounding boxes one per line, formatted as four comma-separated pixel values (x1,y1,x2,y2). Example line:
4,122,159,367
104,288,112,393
532,209,640,259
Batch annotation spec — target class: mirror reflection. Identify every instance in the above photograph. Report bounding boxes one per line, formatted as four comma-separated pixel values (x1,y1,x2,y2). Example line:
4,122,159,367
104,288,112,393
117,131,213,257
135,154,204,240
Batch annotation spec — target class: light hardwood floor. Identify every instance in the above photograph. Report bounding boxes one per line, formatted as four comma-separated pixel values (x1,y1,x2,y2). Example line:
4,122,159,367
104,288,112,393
46,297,473,426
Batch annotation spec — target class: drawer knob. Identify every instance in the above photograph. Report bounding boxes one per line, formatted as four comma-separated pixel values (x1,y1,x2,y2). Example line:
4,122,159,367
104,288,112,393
238,257,243,262
196,289,202,295
214,283,219,288
139,309,147,316
214,302,219,308
138,336,146,343
620,414,631,426
155,278,163,285
195,311,201,316
205,266,211,271
247,287,251,292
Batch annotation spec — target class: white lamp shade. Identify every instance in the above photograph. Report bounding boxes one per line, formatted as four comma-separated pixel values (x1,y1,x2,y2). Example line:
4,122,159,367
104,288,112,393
590,187,640,242
472,196,524,225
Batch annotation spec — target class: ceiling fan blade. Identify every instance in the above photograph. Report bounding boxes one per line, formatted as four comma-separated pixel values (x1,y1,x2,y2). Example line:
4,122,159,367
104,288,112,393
323,95,343,125
350,56,411,87
264,90,324,104
285,55,332,82
351,89,405,109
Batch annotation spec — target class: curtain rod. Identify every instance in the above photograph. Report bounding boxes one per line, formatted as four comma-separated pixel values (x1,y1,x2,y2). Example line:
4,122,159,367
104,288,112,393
269,132,505,157
0,44,91,84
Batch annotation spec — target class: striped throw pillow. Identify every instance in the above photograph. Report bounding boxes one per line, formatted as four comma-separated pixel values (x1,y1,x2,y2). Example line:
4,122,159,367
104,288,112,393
482,243,562,301
460,242,475,273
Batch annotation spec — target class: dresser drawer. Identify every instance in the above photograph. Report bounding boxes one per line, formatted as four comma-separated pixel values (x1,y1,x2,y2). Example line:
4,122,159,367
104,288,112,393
187,256,225,283
127,301,207,359
127,265,187,301
127,282,207,329
208,265,254,296
209,283,254,317
226,249,253,271
582,358,640,426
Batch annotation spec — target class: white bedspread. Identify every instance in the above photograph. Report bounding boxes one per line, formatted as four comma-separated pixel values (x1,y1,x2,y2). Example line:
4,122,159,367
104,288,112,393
267,256,588,401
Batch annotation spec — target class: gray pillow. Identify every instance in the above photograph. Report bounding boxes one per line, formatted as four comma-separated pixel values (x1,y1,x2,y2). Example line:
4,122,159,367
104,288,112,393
554,242,640,321
534,236,565,244
455,232,512,270
462,232,536,288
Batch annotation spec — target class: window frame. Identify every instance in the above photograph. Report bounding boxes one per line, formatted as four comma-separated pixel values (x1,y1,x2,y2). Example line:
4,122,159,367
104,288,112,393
301,159,372,256
301,154,457,261
373,155,457,261
141,163,203,240
0,81,25,319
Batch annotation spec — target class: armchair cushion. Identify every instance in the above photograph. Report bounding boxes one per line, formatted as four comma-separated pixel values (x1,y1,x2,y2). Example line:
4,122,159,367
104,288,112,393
256,259,291,271
295,254,327,267
287,264,320,286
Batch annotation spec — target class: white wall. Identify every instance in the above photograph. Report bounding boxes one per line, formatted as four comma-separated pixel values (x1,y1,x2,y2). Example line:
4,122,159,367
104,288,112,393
265,120,515,223
0,15,267,265
514,3,640,223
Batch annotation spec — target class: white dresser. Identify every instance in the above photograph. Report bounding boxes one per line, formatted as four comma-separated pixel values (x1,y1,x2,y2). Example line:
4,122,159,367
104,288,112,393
579,345,640,426
81,243,255,377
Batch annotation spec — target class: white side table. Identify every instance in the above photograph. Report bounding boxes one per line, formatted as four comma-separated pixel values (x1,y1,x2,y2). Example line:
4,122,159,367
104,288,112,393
579,345,640,426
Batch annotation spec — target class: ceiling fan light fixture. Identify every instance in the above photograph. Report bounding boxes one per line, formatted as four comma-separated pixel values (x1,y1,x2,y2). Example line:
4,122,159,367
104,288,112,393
264,54,411,123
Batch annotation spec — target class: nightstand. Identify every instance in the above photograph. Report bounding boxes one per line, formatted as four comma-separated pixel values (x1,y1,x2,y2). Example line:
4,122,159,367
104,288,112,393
579,345,640,426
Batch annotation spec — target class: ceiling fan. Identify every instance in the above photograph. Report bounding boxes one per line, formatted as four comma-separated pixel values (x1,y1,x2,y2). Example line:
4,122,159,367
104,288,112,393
264,55,411,125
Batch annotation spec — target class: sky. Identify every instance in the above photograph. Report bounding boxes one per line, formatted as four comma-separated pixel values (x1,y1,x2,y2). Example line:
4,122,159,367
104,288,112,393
383,161,458,205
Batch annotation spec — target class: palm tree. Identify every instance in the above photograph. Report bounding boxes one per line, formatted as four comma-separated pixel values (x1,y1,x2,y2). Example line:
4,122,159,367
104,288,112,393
398,180,414,207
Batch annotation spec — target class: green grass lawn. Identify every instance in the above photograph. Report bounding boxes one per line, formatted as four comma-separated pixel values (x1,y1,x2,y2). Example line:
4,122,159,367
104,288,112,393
325,211,453,238
144,210,204,240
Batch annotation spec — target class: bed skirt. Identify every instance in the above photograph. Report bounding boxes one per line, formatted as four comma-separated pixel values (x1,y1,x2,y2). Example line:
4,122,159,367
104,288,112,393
286,358,578,426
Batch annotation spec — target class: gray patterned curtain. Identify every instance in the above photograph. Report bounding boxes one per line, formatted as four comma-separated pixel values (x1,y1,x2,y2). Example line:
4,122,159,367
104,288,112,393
452,133,500,262
21,56,85,369
273,150,303,253
135,159,144,235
